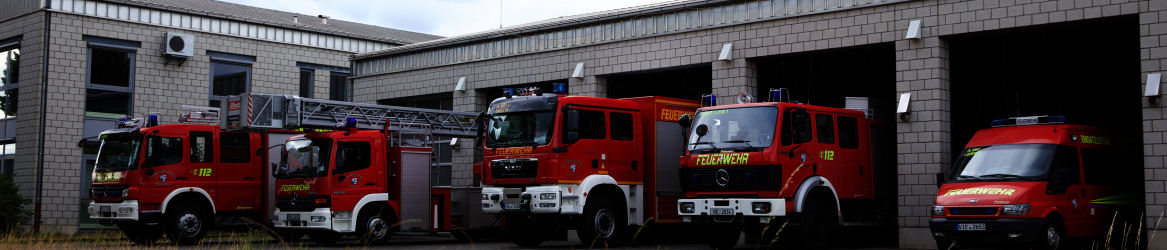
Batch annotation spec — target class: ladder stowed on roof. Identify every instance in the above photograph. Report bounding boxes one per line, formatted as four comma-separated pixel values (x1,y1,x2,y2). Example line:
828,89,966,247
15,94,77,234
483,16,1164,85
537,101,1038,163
220,93,481,138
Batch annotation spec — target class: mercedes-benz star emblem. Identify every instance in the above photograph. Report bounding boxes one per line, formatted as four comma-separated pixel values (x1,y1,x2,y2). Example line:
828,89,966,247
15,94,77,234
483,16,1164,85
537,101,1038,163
968,199,977,203
715,169,730,186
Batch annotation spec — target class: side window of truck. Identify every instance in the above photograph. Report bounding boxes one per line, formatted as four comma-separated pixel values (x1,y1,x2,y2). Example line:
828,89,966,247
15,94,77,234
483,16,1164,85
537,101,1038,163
1052,145,1081,184
837,116,859,149
220,132,251,163
1081,147,1139,185
335,141,372,173
816,114,835,144
146,137,183,166
190,132,214,163
563,109,606,141
610,112,634,141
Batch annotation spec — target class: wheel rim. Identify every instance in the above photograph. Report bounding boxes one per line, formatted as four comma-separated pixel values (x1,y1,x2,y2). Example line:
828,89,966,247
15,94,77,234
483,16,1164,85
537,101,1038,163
1046,226,1060,249
594,208,616,239
177,212,201,236
367,216,388,240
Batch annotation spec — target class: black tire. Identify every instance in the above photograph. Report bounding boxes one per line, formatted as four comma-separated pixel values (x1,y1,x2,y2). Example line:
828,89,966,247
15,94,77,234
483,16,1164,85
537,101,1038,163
272,229,306,243
706,224,741,250
120,222,162,245
936,239,959,250
1036,218,1065,250
308,230,343,245
798,192,838,249
356,206,394,246
504,215,545,247
577,197,625,247
163,202,210,245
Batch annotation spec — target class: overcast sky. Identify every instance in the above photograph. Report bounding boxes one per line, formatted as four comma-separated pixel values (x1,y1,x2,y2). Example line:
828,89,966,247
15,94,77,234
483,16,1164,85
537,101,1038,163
217,0,676,37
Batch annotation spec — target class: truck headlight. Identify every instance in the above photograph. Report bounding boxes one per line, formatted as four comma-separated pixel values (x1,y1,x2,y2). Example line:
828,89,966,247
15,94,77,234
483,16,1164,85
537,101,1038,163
538,203,556,208
118,207,134,214
932,205,945,216
751,202,771,213
540,193,557,200
680,202,696,213
482,194,490,200
1001,204,1031,215
311,216,327,222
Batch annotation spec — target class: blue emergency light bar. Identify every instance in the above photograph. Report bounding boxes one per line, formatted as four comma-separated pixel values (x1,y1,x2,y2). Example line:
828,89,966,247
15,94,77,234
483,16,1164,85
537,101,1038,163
990,115,1067,127
503,88,515,99
769,88,790,102
701,94,718,107
553,83,567,95
146,113,159,127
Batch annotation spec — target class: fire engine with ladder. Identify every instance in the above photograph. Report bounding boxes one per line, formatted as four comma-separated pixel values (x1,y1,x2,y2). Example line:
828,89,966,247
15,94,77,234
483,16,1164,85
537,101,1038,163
675,89,898,249
478,84,701,247
219,93,496,245
85,106,300,245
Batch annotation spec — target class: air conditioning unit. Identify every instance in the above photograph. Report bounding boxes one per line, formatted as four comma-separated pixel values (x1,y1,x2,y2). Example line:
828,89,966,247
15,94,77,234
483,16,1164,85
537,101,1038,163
164,32,194,58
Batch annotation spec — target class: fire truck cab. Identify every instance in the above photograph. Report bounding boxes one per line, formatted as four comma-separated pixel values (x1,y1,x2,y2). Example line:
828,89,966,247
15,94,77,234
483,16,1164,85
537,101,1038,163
479,84,700,247
676,90,897,249
930,116,1141,250
85,111,297,245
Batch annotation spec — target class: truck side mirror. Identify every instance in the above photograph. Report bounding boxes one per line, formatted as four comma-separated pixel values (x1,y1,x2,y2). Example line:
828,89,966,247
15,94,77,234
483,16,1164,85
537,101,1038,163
143,135,161,168
695,124,709,137
793,108,811,143
678,114,692,128
935,173,946,188
567,110,580,131
567,132,579,144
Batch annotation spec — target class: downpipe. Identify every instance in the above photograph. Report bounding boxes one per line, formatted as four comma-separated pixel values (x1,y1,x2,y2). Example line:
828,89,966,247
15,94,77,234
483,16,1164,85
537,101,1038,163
34,6,51,233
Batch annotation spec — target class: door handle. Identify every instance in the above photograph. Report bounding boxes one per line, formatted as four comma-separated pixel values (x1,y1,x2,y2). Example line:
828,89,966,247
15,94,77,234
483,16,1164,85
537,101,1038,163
175,176,187,180
365,182,376,186
243,176,254,180
859,165,863,175
592,159,599,169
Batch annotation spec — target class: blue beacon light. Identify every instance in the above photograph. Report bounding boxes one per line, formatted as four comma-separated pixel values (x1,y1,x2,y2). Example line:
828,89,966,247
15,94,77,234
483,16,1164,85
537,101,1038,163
701,94,718,107
345,117,358,128
552,83,567,95
503,88,515,98
769,88,790,102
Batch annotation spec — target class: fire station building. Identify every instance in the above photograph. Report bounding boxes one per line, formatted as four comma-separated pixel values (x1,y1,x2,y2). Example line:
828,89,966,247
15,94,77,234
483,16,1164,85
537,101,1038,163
350,0,1160,248
0,0,441,233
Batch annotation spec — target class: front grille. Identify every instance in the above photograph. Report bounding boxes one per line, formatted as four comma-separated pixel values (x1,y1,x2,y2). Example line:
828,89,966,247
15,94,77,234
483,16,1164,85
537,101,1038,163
90,185,129,198
948,207,998,215
276,195,329,212
490,158,538,179
679,165,782,192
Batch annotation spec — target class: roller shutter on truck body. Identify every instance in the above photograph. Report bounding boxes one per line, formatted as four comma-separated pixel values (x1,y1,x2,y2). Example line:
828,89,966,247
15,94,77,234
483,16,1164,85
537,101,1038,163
623,96,700,224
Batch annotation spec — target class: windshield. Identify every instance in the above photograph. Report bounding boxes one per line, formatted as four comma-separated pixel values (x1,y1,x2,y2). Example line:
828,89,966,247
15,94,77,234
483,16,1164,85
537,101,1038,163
688,107,778,152
94,132,142,172
277,138,332,178
487,111,555,148
950,144,1056,180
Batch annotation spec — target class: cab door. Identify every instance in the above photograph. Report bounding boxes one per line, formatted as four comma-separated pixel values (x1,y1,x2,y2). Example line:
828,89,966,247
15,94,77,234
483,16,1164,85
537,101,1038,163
1049,145,1086,235
216,132,259,211
187,131,215,200
606,111,641,181
141,133,189,192
331,137,380,209
562,108,604,179
779,108,817,197
811,113,838,186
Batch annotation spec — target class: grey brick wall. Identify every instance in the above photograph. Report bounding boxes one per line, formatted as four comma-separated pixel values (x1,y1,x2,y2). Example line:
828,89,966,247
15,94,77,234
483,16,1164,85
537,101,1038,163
1146,0,1167,243
2,10,355,233
1,11,47,232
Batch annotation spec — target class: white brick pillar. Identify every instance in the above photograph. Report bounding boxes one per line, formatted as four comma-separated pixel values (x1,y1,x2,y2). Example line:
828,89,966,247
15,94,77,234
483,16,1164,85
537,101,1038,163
895,36,950,249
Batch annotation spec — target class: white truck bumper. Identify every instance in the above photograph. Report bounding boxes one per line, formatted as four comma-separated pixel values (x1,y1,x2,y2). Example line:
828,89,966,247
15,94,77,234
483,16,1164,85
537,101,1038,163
273,208,334,231
88,200,139,221
482,185,581,214
677,198,785,223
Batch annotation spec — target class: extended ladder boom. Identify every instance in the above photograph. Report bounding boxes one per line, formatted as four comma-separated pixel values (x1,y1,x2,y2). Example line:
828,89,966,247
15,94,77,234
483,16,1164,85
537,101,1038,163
220,93,480,138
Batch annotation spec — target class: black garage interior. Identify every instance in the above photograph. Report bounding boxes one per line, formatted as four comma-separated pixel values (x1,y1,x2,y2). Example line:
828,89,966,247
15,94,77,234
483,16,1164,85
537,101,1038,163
606,64,713,100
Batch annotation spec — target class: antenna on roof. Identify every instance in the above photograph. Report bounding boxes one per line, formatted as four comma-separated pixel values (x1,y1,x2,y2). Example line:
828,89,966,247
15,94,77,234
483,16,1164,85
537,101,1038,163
500,0,503,29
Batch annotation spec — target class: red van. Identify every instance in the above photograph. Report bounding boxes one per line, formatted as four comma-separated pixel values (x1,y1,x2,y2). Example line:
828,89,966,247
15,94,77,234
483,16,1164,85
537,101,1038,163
930,116,1142,250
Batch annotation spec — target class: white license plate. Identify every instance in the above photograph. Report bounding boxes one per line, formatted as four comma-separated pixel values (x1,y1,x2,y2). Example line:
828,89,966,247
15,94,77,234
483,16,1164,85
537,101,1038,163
100,206,111,212
504,203,521,210
957,223,986,231
710,208,734,215
287,214,300,221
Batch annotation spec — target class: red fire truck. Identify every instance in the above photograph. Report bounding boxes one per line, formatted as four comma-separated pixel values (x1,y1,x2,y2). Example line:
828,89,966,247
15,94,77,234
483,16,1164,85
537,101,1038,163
478,84,700,247
85,109,299,245
674,90,897,249
219,93,495,245
929,116,1141,250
